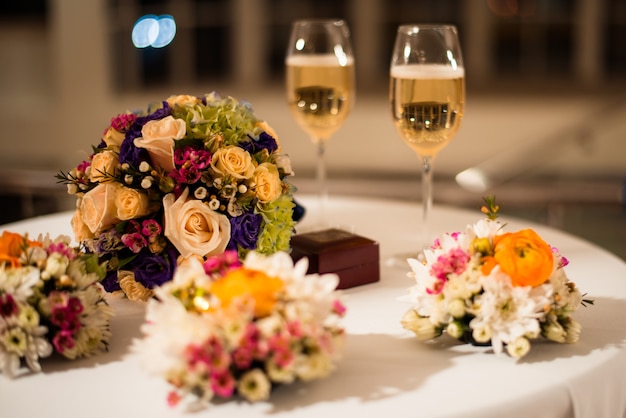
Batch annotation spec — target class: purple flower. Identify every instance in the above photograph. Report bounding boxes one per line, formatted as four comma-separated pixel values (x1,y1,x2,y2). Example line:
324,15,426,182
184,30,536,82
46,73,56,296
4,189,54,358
241,132,278,154
129,245,179,289
101,271,121,293
227,212,262,251
119,135,150,168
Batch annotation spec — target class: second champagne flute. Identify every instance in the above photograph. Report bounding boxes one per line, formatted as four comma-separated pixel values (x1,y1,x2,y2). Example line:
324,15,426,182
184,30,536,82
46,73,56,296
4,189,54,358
286,19,355,229
389,24,465,263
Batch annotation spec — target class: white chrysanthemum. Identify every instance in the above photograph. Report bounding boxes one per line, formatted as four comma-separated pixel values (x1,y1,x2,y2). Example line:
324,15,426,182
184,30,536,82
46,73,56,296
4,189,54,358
165,256,211,291
237,369,271,402
43,253,70,279
549,268,583,313
468,218,503,240
245,252,339,324
403,258,450,325
0,266,40,302
468,268,552,354
294,351,334,381
134,294,216,376
265,358,295,383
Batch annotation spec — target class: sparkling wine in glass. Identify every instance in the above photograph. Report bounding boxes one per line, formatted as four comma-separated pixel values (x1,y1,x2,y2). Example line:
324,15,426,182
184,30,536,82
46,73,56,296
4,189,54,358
286,19,355,229
389,24,465,262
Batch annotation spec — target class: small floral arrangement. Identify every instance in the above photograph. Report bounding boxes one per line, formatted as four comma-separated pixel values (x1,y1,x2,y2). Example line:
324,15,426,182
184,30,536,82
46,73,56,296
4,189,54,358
58,93,297,301
0,231,113,378
133,250,346,408
400,197,593,359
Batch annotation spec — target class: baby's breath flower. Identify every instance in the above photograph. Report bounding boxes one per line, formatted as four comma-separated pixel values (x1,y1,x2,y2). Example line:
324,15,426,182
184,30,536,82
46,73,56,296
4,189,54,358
139,161,151,172
141,176,154,189
194,187,208,200
208,198,220,210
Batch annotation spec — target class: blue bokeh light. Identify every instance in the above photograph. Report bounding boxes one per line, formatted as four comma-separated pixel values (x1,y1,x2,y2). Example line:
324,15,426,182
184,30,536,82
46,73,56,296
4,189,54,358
132,14,176,48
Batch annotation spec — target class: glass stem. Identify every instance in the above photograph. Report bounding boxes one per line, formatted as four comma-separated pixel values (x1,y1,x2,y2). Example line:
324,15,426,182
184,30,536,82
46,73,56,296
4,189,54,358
316,140,328,228
421,155,433,247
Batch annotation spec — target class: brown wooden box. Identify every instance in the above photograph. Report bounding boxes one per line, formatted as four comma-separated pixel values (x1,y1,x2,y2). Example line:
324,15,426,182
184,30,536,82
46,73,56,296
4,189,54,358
290,228,380,289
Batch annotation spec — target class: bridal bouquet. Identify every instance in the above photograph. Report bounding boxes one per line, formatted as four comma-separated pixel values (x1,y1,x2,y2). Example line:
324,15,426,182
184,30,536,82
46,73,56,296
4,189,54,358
58,93,296,301
0,231,113,378
133,250,346,409
400,197,592,359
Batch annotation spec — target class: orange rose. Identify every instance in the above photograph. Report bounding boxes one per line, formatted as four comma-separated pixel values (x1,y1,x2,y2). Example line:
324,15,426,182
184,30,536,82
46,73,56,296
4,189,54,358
0,231,41,267
210,268,283,318
482,229,554,287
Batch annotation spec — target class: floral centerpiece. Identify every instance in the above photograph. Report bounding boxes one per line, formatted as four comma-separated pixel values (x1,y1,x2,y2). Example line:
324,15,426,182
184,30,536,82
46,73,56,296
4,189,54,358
400,197,593,359
0,231,113,378
58,93,297,301
132,250,346,408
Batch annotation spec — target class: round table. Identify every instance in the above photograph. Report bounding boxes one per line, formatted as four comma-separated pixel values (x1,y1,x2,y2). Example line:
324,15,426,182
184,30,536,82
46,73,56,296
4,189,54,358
2,195,626,418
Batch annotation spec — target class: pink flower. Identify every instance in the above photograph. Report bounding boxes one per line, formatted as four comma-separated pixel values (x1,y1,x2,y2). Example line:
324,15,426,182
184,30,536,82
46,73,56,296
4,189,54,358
185,337,230,372
268,333,294,368
428,247,470,294
552,246,570,268
232,346,254,369
141,219,162,242
0,293,18,318
332,300,347,317
287,321,303,338
210,369,236,398
46,242,76,259
203,250,241,277
52,330,76,353
110,113,137,132
122,232,148,253
167,391,182,407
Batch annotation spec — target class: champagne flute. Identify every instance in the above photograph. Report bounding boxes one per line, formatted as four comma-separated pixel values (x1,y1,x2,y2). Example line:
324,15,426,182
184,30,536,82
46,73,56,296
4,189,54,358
389,24,465,262
286,19,355,229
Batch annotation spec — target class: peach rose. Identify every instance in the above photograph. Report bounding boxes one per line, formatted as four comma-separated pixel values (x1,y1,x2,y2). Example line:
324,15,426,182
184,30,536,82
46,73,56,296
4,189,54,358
163,187,231,259
89,150,119,183
79,183,120,234
71,210,95,242
166,95,200,107
482,228,554,287
115,186,151,220
102,127,125,148
210,146,255,180
134,116,186,172
118,270,153,301
254,163,282,203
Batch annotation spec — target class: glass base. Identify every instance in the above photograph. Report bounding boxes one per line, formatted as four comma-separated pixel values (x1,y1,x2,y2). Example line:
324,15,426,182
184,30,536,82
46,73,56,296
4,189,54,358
385,251,423,269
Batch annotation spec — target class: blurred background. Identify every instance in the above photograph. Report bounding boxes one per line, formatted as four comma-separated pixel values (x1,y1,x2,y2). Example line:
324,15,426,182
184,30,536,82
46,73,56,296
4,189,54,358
0,0,624,259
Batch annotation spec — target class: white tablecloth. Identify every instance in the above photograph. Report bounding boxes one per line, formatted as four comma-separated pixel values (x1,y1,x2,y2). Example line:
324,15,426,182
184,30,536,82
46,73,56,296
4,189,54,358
2,195,626,418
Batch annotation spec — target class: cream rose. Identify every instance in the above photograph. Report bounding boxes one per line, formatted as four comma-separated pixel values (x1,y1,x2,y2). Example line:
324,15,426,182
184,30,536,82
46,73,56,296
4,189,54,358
79,183,120,234
210,146,255,180
89,150,119,183
134,116,186,172
166,95,200,107
115,186,152,220
118,271,153,302
163,187,231,259
102,127,125,148
254,163,282,203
